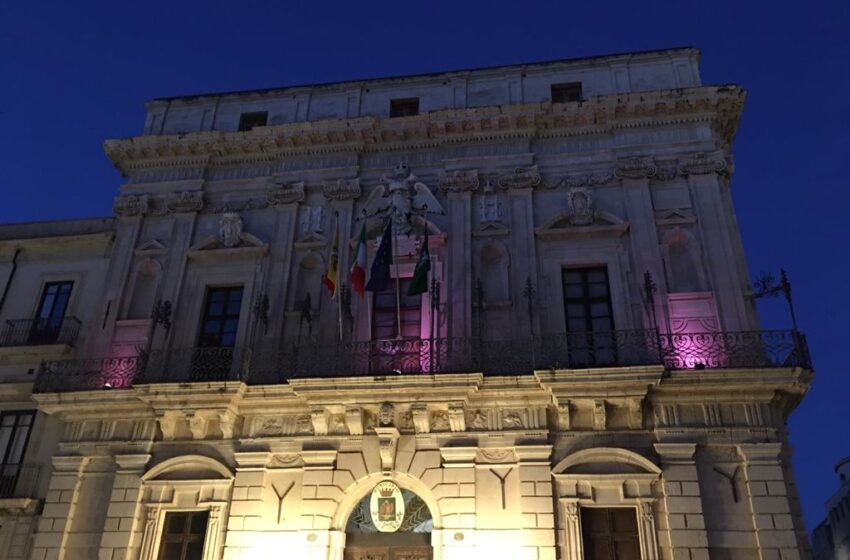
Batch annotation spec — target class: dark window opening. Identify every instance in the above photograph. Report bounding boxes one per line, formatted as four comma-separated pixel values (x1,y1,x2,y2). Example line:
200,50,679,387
158,511,208,560
551,82,583,103
30,281,73,344
0,411,35,498
389,98,420,118
372,279,421,340
198,286,244,348
562,267,616,365
580,507,641,560
237,111,268,131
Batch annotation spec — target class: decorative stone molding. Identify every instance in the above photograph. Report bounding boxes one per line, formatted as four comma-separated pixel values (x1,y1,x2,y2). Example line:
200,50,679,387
188,412,211,440
556,402,571,430
478,448,516,464
553,172,615,189
219,213,243,248
310,408,329,436
737,442,782,463
165,190,204,213
267,181,305,206
301,450,337,470
654,442,697,462
679,152,728,176
322,178,361,201
411,404,430,434
113,194,149,217
345,406,364,436
114,454,151,472
440,447,477,468
615,156,657,180
448,402,466,432
378,402,395,427
218,411,237,439
374,426,399,473
498,165,541,190
439,169,479,193
157,410,182,441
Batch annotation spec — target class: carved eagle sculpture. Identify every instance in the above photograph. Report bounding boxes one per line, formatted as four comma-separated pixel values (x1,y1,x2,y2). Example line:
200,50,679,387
363,163,444,234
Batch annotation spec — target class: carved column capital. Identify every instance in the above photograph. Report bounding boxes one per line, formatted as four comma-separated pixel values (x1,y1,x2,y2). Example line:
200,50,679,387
267,181,305,206
439,169,480,193
322,178,361,201
614,157,657,180
678,152,728,176
448,402,466,432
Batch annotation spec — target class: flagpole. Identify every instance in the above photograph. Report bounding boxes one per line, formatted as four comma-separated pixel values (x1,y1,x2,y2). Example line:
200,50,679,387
335,212,343,343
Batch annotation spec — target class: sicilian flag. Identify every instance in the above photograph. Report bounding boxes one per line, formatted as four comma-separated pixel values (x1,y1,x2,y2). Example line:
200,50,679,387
366,220,393,292
322,224,340,298
350,222,367,296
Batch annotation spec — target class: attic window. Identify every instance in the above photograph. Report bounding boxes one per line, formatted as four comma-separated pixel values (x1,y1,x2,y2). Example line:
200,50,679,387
551,82,583,103
389,98,419,118
238,111,268,131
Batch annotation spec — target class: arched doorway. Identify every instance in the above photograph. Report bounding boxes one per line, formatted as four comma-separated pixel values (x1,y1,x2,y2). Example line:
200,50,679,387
344,484,433,560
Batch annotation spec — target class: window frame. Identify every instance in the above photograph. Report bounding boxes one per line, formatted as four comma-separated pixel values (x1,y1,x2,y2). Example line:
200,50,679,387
551,82,583,104
389,97,420,118
237,111,268,131
0,410,35,466
157,510,209,560
197,286,244,348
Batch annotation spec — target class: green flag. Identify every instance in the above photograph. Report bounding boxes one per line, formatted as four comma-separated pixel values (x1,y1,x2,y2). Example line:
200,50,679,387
407,227,430,296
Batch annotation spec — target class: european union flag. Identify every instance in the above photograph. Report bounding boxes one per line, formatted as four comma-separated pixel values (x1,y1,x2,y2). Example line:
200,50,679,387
366,220,393,292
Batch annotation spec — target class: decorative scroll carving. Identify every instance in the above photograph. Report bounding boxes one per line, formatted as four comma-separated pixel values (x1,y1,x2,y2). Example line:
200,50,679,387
567,187,595,226
219,213,243,248
166,191,204,213
498,165,541,190
439,169,480,193
411,404,430,434
448,402,466,432
157,411,182,441
615,157,657,180
270,454,300,468
219,411,237,439
593,400,607,430
679,152,728,176
267,181,305,206
345,407,364,436
374,427,400,473
311,408,328,436
322,178,361,201
188,413,210,440
113,195,149,217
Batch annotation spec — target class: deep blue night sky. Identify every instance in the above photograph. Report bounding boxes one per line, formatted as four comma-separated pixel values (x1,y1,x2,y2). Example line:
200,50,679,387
1,0,847,530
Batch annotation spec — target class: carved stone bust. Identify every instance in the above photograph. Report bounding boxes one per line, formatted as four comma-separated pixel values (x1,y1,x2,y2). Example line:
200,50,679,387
378,402,395,427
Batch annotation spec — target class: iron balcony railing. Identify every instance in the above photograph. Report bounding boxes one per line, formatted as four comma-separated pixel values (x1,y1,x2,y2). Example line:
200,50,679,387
0,317,82,347
0,464,41,499
33,330,811,393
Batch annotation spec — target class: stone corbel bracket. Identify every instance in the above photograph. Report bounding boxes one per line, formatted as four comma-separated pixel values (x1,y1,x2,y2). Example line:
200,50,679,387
374,427,400,474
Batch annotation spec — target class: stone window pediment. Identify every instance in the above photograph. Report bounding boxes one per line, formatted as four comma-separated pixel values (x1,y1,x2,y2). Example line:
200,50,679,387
535,210,629,240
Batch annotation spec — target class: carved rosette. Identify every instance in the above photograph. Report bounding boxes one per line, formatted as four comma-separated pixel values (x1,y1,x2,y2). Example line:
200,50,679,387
268,181,305,206
166,191,204,213
615,157,657,180
679,152,728,176
439,169,480,193
322,178,361,201
498,165,541,190
113,194,149,217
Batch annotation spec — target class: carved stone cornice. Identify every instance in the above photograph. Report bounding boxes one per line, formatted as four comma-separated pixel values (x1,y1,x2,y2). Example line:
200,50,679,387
165,191,204,213
553,172,615,189
439,169,479,193
267,181,305,206
104,86,745,174
322,178,361,201
498,165,541,190
615,157,657,180
113,195,149,217
678,152,728,176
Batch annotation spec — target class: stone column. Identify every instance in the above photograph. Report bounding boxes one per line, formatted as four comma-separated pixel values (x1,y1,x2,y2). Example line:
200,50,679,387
98,454,151,560
446,190,472,339
224,452,271,559
615,157,668,330
738,443,806,560
654,443,709,560
30,456,89,560
682,154,751,331
506,185,538,338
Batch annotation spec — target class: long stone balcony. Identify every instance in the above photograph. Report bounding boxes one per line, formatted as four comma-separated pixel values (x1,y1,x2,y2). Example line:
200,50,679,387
33,329,811,393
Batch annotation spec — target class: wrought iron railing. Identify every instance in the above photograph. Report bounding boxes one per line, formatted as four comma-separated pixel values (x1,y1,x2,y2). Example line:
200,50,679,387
0,317,81,347
34,330,811,392
0,464,41,499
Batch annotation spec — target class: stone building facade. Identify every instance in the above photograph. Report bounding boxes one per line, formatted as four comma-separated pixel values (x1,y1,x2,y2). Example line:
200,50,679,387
0,47,814,560
812,457,850,560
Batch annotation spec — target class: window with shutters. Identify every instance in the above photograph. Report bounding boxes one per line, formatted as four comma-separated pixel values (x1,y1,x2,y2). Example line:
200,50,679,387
580,507,641,560
562,267,616,365
157,511,209,560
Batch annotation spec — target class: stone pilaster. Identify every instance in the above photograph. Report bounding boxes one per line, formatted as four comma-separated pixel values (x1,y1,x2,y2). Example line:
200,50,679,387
446,190,472,338
654,443,709,560
738,443,805,560
98,454,151,560
31,456,90,560
506,186,538,338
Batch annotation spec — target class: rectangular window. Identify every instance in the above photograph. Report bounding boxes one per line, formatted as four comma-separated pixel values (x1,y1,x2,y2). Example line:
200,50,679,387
158,511,208,560
389,97,420,118
237,111,268,131
30,281,73,344
580,507,641,560
551,82,583,103
0,411,35,498
562,267,616,365
198,286,244,348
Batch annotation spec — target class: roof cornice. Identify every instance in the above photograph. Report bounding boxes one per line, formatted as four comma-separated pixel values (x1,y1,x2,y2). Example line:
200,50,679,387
106,85,744,176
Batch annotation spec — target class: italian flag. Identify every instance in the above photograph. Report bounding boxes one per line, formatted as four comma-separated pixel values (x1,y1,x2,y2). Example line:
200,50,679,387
350,222,367,296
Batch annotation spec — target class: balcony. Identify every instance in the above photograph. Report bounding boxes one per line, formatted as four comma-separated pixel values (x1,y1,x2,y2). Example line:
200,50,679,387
0,317,81,347
0,464,41,500
33,330,811,393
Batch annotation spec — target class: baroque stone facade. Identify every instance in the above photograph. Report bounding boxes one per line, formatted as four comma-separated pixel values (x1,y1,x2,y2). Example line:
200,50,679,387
0,47,814,560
